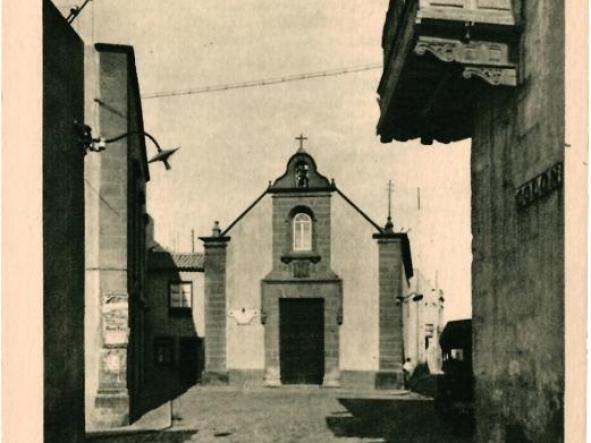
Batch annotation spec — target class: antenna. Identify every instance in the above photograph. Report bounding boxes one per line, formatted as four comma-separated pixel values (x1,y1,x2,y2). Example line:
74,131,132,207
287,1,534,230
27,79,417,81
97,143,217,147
191,229,195,253
384,180,394,232
388,180,393,220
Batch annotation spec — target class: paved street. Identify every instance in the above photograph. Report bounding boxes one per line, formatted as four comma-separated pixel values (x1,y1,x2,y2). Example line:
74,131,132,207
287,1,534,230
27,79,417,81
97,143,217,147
87,386,472,443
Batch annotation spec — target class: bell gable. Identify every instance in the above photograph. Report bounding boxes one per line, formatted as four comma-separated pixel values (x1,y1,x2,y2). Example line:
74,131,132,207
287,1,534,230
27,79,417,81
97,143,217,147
269,149,333,193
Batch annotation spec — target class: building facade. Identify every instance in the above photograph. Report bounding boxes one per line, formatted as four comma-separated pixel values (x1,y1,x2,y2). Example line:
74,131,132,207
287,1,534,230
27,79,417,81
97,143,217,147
377,1,564,441
43,1,86,441
199,147,413,389
402,270,445,368
84,43,151,429
144,250,205,407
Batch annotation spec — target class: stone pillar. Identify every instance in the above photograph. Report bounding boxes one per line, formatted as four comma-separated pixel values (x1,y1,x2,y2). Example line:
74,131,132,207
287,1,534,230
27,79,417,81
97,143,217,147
373,230,405,389
92,47,133,429
323,286,342,387
261,288,281,387
200,222,230,384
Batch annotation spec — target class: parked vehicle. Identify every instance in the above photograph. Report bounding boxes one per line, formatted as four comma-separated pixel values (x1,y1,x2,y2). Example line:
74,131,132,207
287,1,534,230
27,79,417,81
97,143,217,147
435,319,474,431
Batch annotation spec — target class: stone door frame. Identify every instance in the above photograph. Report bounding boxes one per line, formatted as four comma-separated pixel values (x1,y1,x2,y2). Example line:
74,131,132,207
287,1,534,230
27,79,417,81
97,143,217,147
261,279,342,387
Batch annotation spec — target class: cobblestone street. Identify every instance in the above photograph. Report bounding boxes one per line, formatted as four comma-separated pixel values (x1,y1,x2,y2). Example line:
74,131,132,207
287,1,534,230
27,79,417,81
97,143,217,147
87,386,472,443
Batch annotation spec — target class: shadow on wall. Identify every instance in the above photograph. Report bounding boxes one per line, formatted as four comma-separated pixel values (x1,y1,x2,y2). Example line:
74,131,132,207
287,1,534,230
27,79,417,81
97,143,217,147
131,249,204,423
326,398,473,443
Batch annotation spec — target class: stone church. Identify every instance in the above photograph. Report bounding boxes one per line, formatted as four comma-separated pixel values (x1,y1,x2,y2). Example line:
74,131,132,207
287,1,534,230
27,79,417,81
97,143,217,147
199,142,413,389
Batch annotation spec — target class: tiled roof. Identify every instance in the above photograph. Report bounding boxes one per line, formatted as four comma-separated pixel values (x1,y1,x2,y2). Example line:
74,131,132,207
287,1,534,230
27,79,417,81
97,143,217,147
148,250,204,271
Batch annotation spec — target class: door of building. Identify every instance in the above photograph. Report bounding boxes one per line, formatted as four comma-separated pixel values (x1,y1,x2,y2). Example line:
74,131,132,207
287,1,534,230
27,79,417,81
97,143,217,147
279,298,324,385
179,337,202,386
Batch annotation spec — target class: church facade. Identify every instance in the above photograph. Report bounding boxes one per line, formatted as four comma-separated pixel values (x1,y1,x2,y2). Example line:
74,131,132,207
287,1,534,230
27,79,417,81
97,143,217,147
199,145,413,389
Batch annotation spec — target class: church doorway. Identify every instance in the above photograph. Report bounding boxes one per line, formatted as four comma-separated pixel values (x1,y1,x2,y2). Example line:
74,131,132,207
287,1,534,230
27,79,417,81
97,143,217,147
279,298,324,385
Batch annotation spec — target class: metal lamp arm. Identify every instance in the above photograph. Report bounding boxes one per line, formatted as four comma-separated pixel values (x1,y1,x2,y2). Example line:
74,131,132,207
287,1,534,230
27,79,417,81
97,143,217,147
84,126,179,170
104,131,163,152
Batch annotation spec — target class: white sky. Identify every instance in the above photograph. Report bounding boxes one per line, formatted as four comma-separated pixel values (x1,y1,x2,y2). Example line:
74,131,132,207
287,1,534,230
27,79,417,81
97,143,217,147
57,0,472,321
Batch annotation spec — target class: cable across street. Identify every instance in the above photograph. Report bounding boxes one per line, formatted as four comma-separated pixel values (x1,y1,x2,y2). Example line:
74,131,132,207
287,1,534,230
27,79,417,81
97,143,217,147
142,63,383,99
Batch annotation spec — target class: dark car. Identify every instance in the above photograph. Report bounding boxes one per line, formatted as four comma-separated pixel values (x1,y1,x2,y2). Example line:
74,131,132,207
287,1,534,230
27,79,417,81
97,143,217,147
435,319,474,431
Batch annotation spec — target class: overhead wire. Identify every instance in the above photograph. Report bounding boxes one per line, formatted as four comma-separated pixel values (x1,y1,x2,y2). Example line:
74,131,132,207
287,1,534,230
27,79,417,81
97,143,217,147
141,63,383,99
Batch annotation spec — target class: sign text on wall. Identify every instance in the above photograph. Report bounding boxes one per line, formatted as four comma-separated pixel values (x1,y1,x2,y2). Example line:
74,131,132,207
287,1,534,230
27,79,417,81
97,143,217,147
515,162,563,208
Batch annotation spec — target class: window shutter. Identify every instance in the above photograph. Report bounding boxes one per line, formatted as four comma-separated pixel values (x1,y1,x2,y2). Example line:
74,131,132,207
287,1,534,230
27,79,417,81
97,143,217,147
423,0,465,7
476,0,512,11
421,0,513,13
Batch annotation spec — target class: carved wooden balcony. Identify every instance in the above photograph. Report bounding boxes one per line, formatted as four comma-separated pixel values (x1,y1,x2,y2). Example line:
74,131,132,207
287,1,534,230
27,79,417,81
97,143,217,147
377,0,520,144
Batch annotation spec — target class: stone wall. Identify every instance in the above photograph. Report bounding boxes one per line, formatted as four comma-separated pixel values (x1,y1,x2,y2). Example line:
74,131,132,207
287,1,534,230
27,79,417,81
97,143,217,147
225,196,272,373
331,196,380,372
43,2,86,442
85,44,149,429
83,42,103,431
471,1,565,441
90,47,132,429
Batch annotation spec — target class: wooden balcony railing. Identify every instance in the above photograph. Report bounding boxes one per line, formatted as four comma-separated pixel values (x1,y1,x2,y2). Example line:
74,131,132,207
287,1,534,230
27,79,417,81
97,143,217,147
377,0,521,144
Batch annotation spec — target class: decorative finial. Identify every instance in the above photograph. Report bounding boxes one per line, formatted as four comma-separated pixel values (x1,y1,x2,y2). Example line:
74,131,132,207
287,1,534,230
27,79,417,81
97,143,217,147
212,221,221,237
384,217,394,233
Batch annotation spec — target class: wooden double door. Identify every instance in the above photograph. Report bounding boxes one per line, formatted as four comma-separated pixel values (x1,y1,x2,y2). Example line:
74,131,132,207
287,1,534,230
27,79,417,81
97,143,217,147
279,298,324,385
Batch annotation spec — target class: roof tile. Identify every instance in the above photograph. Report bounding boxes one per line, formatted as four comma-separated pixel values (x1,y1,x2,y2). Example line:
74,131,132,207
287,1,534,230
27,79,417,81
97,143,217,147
148,250,204,271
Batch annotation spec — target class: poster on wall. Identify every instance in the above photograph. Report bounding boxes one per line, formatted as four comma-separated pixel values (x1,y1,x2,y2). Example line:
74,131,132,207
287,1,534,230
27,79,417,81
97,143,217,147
102,292,129,347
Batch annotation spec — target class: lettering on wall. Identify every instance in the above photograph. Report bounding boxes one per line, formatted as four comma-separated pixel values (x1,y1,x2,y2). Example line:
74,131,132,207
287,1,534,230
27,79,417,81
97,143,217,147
515,162,563,208
102,292,129,347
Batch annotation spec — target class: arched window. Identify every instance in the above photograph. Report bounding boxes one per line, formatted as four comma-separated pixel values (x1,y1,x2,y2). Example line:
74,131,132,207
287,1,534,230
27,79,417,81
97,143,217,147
293,213,312,251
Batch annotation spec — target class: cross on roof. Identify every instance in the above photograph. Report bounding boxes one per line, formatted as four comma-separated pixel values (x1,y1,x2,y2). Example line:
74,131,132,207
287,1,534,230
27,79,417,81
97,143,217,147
295,133,308,150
